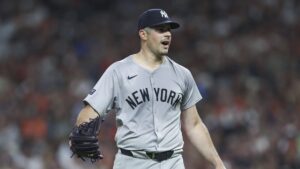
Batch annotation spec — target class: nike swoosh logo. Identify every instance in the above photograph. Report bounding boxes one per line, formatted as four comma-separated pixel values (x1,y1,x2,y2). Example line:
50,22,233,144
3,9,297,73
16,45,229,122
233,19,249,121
127,75,137,80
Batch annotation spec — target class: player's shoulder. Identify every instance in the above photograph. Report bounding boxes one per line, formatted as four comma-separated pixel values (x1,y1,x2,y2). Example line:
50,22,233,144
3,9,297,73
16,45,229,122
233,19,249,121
165,56,196,85
165,56,192,75
105,56,132,71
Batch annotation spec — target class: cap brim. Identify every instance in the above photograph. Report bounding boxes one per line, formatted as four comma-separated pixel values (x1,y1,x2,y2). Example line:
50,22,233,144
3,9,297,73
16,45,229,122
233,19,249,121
149,20,180,29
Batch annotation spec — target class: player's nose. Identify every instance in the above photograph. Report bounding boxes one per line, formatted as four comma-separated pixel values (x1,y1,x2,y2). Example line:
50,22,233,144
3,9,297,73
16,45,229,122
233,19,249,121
164,31,171,38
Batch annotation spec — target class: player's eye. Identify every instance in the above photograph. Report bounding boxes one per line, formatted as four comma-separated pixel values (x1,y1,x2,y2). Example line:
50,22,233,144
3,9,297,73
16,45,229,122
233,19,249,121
153,26,171,33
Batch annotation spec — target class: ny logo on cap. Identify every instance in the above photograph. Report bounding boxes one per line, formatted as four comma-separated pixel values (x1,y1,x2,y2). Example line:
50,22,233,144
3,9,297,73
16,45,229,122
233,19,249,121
160,10,168,18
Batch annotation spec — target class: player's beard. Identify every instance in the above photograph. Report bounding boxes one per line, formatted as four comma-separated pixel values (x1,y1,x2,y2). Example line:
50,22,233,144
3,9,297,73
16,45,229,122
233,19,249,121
159,43,170,56
146,43,168,58
154,47,168,59
159,38,171,56
146,38,171,58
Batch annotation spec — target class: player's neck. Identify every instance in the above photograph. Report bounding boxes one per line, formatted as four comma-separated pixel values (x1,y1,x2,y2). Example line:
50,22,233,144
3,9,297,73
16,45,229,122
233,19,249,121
133,50,165,71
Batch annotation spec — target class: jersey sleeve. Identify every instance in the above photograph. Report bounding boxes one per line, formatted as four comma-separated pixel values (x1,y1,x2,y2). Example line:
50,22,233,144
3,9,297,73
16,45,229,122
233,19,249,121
181,69,202,111
83,65,119,117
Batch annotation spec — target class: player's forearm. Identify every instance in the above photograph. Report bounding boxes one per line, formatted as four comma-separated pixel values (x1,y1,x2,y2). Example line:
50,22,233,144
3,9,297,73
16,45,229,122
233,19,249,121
76,105,101,126
185,122,225,169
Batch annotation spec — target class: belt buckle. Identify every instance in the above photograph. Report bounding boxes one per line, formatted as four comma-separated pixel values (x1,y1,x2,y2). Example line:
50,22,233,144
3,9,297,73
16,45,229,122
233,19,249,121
146,152,156,159
146,151,174,162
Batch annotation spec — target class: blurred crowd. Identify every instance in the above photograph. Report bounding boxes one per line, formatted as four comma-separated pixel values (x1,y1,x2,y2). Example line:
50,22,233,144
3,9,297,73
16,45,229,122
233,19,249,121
0,0,299,169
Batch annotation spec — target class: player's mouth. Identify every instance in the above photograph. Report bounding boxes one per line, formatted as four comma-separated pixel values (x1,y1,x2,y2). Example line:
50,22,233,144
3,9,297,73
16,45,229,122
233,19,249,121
161,40,170,47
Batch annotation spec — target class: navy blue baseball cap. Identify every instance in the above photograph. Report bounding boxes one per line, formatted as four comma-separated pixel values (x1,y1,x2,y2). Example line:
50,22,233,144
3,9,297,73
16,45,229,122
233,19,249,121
137,9,180,30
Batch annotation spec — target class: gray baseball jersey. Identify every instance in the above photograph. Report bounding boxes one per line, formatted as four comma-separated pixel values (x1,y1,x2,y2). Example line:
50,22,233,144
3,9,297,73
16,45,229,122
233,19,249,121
84,55,202,152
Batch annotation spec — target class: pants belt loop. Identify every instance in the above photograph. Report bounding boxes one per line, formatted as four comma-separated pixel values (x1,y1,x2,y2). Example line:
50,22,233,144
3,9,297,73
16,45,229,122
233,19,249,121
120,148,134,157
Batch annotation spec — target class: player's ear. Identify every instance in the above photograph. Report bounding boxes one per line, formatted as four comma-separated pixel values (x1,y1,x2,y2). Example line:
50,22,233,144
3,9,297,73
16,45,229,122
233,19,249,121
139,29,148,40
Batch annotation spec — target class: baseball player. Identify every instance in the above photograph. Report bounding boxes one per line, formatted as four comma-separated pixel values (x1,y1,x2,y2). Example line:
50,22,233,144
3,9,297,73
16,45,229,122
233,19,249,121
69,9,226,169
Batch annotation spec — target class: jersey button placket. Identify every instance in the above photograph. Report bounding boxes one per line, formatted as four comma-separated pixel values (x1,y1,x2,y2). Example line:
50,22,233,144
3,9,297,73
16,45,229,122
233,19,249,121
150,75,159,150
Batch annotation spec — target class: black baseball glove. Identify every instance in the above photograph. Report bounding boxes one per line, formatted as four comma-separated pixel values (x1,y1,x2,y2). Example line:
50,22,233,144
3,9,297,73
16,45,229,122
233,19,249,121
69,116,103,162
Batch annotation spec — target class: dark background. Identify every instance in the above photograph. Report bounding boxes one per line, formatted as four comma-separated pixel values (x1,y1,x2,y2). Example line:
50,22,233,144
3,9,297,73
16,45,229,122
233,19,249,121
0,0,299,168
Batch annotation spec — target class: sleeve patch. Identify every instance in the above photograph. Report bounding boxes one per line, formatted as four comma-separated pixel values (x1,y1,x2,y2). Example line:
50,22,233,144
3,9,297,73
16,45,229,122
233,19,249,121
89,89,96,95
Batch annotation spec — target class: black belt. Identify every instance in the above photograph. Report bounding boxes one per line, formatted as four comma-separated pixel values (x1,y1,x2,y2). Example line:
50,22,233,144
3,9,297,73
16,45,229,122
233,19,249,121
120,148,174,162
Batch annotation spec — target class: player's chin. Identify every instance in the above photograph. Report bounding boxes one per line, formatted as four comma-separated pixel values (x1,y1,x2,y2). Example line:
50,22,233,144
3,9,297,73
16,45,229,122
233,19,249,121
160,51,169,56
160,49,169,55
